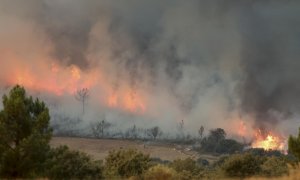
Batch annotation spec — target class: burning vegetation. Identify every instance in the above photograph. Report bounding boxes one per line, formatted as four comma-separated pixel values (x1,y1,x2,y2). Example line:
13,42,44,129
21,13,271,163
252,129,285,151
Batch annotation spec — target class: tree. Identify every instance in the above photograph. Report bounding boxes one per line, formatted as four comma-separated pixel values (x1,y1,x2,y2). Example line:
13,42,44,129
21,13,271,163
148,126,162,140
91,119,111,138
75,88,89,114
288,127,300,161
200,128,227,153
177,119,185,139
125,124,138,139
198,126,204,140
0,85,52,178
209,128,226,142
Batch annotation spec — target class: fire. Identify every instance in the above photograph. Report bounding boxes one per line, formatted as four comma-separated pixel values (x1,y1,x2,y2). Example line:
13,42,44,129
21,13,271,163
0,49,146,114
107,89,146,113
252,129,285,150
237,121,246,137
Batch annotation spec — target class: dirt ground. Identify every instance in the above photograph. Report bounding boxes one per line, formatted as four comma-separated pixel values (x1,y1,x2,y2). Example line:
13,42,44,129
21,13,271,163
50,137,218,162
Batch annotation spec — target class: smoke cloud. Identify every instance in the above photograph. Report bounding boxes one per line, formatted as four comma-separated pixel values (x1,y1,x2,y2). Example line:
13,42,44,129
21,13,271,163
0,0,299,138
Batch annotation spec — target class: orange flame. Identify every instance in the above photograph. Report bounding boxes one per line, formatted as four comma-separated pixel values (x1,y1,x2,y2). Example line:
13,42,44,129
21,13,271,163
107,89,146,114
252,129,285,150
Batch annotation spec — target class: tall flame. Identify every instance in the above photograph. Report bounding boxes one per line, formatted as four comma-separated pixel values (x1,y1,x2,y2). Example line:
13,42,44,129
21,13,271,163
252,129,285,150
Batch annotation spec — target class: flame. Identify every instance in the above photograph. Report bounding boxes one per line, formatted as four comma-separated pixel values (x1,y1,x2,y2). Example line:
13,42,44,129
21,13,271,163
7,64,97,96
237,121,247,137
252,129,285,150
107,89,146,113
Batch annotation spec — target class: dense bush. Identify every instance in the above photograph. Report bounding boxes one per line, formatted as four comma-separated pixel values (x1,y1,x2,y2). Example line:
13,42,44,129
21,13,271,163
46,146,103,179
260,156,288,177
215,139,244,154
104,149,150,178
144,164,177,180
245,148,283,157
221,153,262,177
170,158,205,179
200,128,244,154
289,127,300,161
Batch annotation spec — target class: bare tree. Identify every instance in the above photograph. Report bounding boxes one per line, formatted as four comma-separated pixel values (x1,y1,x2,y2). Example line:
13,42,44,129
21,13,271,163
198,125,204,140
91,119,111,138
177,119,185,140
147,126,162,140
75,88,89,114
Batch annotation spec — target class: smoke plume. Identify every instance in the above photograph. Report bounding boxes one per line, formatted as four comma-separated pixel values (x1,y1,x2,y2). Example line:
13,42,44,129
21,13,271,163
0,0,299,138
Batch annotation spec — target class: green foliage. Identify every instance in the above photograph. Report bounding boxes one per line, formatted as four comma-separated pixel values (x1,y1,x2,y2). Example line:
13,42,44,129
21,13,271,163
288,127,300,161
215,139,244,154
144,164,177,180
104,149,150,178
200,128,243,154
260,156,288,177
46,146,103,179
221,153,262,178
0,85,52,178
245,148,283,157
170,158,204,179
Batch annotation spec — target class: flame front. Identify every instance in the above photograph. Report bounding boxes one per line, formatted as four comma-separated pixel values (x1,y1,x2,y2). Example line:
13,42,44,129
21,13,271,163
252,130,285,150
107,90,146,114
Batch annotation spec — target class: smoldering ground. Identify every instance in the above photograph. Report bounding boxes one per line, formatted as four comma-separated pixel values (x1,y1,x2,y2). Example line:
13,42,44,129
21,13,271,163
0,0,300,138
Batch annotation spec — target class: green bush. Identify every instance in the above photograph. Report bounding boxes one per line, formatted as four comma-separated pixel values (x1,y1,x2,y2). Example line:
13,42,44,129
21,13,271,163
170,158,204,179
200,128,244,154
46,146,103,179
104,149,150,178
221,153,262,178
215,139,244,154
144,164,177,180
289,127,300,161
260,156,288,177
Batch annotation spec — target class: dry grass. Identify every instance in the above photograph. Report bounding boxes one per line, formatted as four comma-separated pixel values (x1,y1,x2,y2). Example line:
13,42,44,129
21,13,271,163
50,137,217,162
244,165,300,180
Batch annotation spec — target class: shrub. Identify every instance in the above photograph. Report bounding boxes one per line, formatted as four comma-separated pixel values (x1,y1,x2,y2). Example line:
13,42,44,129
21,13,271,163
144,164,177,180
260,156,288,177
288,127,300,161
170,158,204,179
46,146,103,179
221,153,262,178
104,149,150,178
215,139,243,154
200,128,244,154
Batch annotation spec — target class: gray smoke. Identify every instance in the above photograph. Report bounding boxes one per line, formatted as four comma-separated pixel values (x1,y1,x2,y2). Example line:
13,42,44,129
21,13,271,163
0,0,299,137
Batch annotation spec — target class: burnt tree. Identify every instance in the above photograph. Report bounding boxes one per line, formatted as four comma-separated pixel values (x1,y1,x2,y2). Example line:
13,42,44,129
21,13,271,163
75,88,89,114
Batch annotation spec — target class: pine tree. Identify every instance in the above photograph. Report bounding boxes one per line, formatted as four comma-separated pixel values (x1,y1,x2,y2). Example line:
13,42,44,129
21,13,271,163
0,85,52,178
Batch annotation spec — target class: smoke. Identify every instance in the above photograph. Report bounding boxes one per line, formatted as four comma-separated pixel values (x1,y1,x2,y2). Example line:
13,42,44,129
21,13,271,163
0,0,299,137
